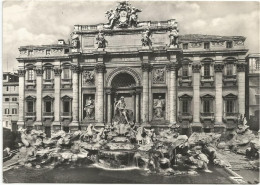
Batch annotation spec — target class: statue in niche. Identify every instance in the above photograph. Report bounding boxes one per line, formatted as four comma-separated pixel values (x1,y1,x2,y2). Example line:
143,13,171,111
153,96,165,119
112,96,134,126
84,96,95,120
153,68,165,83
169,26,179,48
96,31,108,49
71,34,80,49
141,28,152,47
83,70,95,85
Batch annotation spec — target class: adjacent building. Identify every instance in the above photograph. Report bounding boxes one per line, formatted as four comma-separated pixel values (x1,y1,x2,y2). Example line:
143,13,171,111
246,53,260,131
16,2,248,136
3,72,19,131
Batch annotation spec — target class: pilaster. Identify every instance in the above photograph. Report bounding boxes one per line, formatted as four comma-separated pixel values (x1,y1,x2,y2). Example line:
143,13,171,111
53,67,62,125
71,64,80,126
214,63,224,124
17,69,26,128
95,63,106,125
192,63,201,124
35,67,43,126
167,63,177,124
237,62,246,116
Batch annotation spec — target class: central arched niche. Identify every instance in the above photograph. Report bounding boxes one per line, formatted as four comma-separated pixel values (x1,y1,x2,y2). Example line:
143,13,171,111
111,73,136,89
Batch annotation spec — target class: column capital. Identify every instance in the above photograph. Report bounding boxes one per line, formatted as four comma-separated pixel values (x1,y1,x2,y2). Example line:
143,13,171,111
95,63,106,73
141,63,153,72
166,63,177,71
18,69,26,77
54,68,62,76
35,68,44,76
192,63,201,73
237,63,246,72
71,65,81,73
105,88,112,95
214,63,224,72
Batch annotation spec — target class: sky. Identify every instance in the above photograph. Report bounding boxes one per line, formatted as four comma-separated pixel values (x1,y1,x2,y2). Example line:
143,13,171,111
2,0,260,72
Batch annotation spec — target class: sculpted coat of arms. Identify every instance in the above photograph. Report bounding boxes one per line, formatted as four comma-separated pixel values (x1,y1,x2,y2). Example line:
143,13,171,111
104,1,142,29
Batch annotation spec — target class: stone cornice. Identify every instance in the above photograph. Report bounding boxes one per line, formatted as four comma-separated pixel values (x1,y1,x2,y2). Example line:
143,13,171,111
192,63,201,73
141,63,153,72
95,64,106,73
214,63,224,72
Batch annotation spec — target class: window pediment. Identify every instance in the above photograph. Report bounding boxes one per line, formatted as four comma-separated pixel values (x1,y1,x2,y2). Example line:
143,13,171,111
61,95,72,100
25,95,36,101
179,94,192,100
201,94,215,99
223,93,237,100
43,95,54,101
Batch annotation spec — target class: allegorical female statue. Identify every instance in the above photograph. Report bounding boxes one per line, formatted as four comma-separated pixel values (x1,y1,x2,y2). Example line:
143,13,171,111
84,96,95,119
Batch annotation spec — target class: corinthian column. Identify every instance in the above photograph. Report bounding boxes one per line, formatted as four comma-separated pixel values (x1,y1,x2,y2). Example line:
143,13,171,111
95,64,106,125
17,69,26,129
237,63,246,116
35,68,43,126
214,63,224,124
71,64,80,125
167,63,177,124
141,63,152,124
53,68,62,125
192,63,201,124
106,88,112,124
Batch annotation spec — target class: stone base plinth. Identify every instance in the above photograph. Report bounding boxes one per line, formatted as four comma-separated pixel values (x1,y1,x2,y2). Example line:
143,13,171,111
17,121,25,129
34,121,43,126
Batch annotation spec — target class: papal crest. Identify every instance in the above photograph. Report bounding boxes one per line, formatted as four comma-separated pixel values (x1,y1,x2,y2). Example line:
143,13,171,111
119,10,128,24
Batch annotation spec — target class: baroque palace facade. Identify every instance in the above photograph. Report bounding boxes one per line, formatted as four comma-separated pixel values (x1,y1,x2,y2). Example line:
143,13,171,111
16,2,248,135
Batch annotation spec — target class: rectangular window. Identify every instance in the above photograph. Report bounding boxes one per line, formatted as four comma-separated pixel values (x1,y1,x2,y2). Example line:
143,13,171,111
226,41,233,48
63,101,70,112
5,109,9,114
226,64,233,76
204,64,210,77
63,68,70,79
45,69,52,80
28,69,34,80
182,100,188,113
5,98,9,102
226,100,234,113
45,101,52,112
6,86,9,91
182,65,189,77
12,108,17,114
183,43,188,50
204,42,210,49
6,121,8,127
12,98,17,101
27,101,34,112
203,100,210,113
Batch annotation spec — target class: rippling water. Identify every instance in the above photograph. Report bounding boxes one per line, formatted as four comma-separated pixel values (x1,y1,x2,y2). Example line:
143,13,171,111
3,165,233,184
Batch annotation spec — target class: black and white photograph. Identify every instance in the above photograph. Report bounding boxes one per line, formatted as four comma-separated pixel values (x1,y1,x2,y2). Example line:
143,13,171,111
2,0,260,184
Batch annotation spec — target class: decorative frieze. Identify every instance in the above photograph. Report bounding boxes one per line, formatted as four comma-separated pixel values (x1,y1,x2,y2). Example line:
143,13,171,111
54,68,62,76
19,50,27,55
192,64,201,73
95,64,106,73
211,41,225,47
83,69,95,85
234,40,244,46
35,68,44,76
237,63,246,72
18,69,26,77
52,48,63,53
153,67,166,84
214,63,224,72
141,63,153,72
34,49,45,54
190,42,202,48
71,65,81,73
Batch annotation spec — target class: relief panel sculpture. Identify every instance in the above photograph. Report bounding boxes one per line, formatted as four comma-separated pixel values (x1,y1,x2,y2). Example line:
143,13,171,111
153,67,166,84
82,69,95,86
